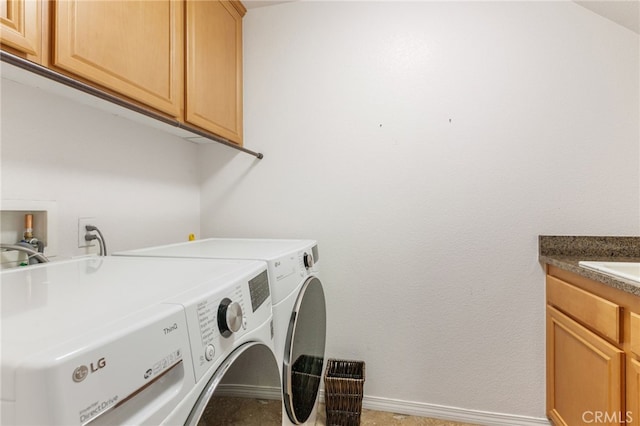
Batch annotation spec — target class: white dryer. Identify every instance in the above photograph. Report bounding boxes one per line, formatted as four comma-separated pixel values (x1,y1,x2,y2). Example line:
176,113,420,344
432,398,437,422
116,238,327,425
1,256,279,425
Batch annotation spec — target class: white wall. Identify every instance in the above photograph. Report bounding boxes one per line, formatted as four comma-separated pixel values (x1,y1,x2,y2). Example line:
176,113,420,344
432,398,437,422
199,0,640,420
1,77,201,259
0,0,637,421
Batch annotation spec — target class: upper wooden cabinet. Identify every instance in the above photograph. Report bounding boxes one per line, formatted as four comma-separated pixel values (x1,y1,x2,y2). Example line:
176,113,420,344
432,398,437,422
186,0,245,145
0,0,43,62
52,0,184,118
2,0,246,146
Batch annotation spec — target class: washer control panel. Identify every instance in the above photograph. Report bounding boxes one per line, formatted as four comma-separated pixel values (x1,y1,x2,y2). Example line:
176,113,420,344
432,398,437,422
218,298,244,337
180,265,273,382
248,270,269,312
205,344,215,361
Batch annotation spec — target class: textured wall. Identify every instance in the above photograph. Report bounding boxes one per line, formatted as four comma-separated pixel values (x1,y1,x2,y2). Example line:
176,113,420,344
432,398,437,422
199,0,640,419
1,78,201,258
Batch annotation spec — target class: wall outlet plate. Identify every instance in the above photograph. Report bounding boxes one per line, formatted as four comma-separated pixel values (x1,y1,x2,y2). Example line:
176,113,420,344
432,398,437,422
78,217,97,248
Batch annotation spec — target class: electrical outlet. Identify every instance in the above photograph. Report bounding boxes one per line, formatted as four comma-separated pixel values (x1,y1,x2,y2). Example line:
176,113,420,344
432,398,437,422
78,217,97,248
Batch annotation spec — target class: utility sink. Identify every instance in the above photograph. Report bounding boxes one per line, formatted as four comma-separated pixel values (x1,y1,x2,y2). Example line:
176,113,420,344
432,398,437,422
579,261,640,284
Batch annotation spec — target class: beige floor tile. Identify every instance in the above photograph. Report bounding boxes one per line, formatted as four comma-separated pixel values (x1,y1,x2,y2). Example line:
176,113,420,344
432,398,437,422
196,397,478,426
316,404,479,426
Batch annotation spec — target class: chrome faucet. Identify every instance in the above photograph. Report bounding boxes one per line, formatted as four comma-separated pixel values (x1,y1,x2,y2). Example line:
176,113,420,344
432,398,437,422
1,243,49,265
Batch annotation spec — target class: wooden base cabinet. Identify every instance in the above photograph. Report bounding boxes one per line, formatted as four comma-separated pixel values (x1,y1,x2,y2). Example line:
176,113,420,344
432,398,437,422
546,267,640,426
53,0,184,117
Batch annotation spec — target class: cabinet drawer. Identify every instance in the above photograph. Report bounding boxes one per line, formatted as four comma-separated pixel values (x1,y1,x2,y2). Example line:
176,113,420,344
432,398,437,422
547,276,621,343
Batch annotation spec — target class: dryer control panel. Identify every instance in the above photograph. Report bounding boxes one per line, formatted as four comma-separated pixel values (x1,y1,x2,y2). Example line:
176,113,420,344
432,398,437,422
268,244,319,305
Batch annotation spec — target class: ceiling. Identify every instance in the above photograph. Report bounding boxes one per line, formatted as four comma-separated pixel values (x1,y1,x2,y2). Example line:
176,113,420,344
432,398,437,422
244,0,294,9
244,0,639,35
574,0,640,34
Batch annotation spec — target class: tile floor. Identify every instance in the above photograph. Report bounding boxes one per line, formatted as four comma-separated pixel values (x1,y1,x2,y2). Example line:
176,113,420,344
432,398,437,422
316,404,479,426
198,397,479,426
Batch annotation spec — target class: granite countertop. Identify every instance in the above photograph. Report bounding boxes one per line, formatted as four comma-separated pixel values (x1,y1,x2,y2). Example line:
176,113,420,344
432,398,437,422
539,236,640,296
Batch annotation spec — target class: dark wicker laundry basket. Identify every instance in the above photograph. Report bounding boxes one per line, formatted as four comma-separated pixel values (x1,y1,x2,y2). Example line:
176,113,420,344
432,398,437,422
323,359,366,426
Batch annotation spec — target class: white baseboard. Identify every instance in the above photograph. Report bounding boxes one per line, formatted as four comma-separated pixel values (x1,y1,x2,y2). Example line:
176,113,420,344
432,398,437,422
213,385,550,426
356,394,550,426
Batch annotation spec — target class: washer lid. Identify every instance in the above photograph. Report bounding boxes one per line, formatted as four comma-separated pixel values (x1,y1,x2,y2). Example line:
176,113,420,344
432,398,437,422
1,256,264,389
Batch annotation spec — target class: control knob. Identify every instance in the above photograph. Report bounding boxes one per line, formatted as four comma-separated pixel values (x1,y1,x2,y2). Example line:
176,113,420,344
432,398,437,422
218,298,243,338
303,252,314,269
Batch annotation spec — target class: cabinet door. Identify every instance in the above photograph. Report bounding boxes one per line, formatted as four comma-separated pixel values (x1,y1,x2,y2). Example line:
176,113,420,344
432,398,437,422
1,0,41,60
627,358,640,424
628,313,640,424
53,0,183,117
186,0,244,144
547,306,624,426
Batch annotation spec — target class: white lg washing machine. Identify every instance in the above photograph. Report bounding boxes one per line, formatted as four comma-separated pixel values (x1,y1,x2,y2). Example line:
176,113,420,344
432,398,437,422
1,256,279,425
116,238,327,425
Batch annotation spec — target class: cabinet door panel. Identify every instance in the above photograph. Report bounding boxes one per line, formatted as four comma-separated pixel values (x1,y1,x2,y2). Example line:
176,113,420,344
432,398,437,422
631,312,640,357
186,0,243,144
1,0,41,58
628,358,640,424
54,0,183,116
547,306,624,426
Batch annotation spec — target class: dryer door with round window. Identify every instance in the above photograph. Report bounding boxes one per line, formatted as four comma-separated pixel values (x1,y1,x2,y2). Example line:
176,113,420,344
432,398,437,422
283,276,327,424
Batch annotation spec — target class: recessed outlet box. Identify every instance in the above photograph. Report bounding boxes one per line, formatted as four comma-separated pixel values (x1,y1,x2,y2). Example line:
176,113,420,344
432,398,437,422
78,217,98,248
1,199,57,269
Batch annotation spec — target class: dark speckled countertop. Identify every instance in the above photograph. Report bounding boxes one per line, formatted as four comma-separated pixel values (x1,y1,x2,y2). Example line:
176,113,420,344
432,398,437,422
539,236,640,296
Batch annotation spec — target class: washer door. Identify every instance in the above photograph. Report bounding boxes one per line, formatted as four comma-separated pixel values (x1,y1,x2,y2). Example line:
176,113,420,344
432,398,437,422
283,276,327,424
186,342,281,426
